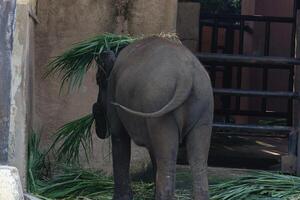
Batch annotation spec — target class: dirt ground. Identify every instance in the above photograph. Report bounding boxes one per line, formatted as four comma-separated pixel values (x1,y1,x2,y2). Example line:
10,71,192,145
208,135,287,170
177,134,288,170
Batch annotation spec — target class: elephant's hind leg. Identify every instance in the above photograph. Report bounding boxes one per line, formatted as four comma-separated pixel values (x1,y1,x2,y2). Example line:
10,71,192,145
186,124,212,200
147,116,179,200
149,150,157,183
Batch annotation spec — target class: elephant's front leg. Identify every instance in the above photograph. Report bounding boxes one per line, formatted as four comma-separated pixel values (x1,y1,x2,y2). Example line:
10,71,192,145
112,132,133,200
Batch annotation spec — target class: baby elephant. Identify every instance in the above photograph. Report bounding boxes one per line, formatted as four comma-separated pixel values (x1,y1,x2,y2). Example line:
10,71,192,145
93,36,213,200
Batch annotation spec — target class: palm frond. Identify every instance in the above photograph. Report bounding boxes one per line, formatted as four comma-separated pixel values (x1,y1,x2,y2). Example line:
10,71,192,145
27,131,48,193
46,33,137,91
49,114,95,164
35,166,191,200
37,167,114,200
46,32,182,91
210,171,300,200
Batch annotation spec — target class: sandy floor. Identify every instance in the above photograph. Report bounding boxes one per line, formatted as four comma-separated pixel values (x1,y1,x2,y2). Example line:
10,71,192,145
208,134,288,170
177,134,288,170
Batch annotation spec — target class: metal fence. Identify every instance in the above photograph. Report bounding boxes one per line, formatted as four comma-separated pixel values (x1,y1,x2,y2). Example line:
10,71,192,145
197,0,300,172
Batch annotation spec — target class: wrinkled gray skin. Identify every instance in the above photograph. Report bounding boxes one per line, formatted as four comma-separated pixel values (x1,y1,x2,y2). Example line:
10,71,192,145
93,37,213,200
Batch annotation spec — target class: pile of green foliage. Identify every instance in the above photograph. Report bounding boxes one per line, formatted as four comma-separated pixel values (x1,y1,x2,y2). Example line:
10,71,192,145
27,132,191,200
210,171,300,200
28,131,300,200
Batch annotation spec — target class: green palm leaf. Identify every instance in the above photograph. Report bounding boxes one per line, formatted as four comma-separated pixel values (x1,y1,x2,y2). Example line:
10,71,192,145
27,131,49,193
210,171,300,200
46,33,137,91
49,114,95,164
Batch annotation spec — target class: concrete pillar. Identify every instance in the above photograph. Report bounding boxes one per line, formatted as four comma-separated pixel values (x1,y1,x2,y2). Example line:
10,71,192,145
8,0,36,186
128,0,178,35
177,2,201,52
0,0,35,187
0,0,16,165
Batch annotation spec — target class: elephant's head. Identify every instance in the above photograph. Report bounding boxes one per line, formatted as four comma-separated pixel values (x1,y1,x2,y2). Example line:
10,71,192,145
93,50,116,139
96,50,116,87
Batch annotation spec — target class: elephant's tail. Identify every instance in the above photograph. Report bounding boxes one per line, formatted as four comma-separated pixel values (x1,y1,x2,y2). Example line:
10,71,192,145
111,71,193,118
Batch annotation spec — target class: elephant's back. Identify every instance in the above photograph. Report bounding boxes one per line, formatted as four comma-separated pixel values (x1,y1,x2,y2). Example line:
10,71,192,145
114,36,200,77
113,37,192,79
112,37,199,113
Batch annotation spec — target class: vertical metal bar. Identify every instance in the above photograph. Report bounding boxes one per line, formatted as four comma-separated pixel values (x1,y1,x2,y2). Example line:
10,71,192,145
211,16,219,53
288,66,294,126
291,0,297,57
223,24,235,122
294,3,300,175
210,16,219,87
224,25,235,54
236,18,245,111
239,19,245,54
199,24,203,52
264,21,271,56
285,1,298,169
261,21,271,112
0,0,16,164
198,12,203,52
288,0,297,127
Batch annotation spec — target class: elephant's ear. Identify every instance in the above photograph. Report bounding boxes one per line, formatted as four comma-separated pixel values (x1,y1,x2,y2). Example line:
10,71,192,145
93,103,110,139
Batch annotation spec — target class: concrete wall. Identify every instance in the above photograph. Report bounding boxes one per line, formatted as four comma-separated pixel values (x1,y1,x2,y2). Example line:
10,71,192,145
128,0,177,35
1,0,178,185
33,0,116,173
33,0,178,174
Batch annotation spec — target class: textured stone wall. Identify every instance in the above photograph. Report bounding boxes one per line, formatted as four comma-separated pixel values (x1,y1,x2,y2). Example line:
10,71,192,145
128,0,177,35
34,0,178,174
33,0,116,173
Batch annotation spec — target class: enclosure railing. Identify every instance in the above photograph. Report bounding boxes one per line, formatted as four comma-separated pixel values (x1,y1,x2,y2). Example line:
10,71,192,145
198,11,297,124
197,53,300,136
197,0,300,173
